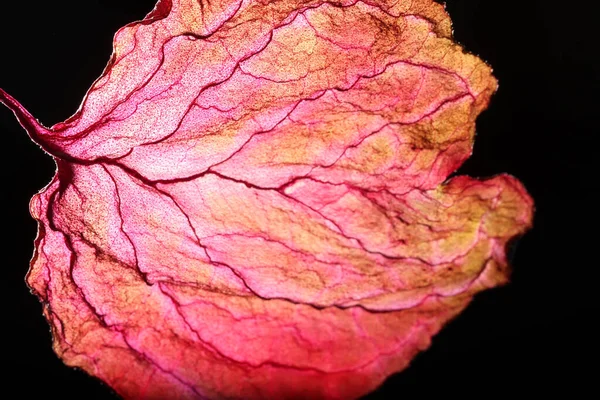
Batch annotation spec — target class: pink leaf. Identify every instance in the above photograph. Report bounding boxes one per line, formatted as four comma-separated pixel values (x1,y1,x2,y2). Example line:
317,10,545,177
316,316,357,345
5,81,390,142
1,0,533,399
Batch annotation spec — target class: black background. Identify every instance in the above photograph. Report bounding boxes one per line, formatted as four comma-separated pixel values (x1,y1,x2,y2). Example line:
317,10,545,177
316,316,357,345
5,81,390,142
1,0,597,398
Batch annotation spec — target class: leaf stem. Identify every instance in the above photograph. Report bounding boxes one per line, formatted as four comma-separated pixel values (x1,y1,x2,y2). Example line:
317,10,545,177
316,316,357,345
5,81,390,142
0,88,59,156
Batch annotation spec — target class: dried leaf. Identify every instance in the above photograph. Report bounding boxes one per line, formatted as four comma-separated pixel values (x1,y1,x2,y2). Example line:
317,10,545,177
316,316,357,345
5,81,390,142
1,0,533,398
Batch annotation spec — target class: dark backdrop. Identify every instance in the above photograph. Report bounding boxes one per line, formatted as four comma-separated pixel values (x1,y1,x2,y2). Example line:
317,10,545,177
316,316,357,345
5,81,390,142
1,0,596,398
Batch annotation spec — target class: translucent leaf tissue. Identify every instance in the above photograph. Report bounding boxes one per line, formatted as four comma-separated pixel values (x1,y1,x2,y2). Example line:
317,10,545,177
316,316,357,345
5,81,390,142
0,0,533,398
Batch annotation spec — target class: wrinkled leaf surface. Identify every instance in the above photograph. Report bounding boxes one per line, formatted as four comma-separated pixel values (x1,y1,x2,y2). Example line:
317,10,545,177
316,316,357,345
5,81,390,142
0,0,533,399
